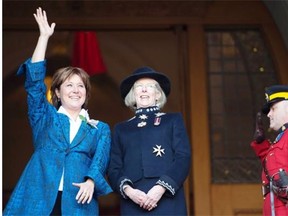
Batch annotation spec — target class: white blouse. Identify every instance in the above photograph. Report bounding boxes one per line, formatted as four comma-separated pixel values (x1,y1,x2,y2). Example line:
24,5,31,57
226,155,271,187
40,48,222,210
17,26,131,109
57,106,86,191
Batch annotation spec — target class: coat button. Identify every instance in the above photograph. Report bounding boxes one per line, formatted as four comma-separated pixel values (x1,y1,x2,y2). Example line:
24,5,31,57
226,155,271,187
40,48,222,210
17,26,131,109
65,148,70,154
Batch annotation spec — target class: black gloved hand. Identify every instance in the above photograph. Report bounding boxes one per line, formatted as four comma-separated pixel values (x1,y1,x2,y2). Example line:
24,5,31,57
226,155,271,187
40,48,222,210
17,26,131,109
253,112,265,143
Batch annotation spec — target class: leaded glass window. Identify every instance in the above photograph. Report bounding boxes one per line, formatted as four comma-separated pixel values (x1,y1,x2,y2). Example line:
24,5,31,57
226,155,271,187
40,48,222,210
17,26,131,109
206,29,278,183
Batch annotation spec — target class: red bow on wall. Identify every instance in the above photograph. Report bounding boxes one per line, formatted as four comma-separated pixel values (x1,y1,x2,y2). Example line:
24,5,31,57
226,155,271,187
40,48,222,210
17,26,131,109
72,31,106,76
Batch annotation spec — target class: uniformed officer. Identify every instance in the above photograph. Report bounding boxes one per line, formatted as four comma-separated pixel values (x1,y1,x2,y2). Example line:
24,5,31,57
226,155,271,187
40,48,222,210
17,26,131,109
108,67,191,215
251,85,288,216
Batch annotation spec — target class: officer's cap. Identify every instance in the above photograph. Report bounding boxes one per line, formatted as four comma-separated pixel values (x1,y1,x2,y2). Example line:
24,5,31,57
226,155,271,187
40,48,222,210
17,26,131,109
262,85,288,115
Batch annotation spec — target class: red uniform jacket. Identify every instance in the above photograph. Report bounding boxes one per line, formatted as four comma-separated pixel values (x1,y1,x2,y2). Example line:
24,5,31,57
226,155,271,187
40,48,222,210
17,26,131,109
251,129,288,215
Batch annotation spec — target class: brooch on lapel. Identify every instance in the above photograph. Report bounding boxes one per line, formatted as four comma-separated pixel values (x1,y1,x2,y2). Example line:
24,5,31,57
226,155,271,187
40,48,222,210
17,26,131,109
79,111,98,128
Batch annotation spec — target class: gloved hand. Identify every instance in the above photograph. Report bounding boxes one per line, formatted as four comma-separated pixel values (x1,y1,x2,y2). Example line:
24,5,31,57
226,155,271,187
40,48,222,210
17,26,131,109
253,112,265,143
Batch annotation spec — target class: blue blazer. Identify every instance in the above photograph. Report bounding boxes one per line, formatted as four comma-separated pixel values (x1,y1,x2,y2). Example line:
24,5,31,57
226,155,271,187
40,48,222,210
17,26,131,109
4,59,112,216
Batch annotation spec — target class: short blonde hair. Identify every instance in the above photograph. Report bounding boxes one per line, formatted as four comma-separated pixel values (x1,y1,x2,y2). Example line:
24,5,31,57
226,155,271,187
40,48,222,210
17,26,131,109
124,82,167,110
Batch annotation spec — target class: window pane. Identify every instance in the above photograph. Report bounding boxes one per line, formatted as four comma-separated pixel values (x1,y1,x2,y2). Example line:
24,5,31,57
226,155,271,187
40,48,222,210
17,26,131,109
206,30,278,183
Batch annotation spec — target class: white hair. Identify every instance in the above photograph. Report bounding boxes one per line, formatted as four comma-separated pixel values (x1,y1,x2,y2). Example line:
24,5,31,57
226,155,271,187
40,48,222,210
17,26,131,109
124,82,167,110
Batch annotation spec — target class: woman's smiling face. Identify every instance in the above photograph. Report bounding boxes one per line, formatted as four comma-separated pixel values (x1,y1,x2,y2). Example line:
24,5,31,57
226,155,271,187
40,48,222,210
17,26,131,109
133,78,161,109
56,74,86,114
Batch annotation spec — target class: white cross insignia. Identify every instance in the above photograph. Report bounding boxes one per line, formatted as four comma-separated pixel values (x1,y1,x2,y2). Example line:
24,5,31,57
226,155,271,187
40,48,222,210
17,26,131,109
153,145,165,157
139,114,148,120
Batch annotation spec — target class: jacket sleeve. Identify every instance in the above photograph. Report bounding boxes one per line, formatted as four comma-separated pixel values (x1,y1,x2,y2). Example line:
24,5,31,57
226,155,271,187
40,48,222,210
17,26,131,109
251,139,270,162
86,122,113,196
107,124,135,198
156,113,191,196
17,58,54,146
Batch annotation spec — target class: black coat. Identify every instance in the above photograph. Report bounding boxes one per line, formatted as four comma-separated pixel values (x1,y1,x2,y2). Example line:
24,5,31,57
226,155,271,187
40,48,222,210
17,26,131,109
108,107,191,215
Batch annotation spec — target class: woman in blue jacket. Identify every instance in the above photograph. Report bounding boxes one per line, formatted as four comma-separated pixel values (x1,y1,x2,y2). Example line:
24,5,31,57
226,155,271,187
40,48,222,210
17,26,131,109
108,66,191,215
4,7,112,215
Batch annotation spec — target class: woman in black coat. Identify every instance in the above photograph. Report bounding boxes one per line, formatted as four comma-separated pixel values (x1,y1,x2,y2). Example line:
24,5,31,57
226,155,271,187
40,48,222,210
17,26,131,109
108,67,191,215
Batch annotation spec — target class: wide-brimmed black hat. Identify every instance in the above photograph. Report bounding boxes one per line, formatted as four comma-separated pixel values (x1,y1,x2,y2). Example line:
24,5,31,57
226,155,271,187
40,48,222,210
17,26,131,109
120,66,171,99
262,85,288,115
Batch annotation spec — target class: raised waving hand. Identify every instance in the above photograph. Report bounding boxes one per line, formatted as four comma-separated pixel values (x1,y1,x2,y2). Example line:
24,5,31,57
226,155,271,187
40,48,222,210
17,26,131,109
32,7,56,63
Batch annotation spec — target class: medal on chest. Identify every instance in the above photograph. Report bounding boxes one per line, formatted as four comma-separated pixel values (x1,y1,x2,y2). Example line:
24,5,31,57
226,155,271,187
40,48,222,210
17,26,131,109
136,112,165,127
154,112,165,126
137,114,148,127
154,117,161,126
153,144,165,157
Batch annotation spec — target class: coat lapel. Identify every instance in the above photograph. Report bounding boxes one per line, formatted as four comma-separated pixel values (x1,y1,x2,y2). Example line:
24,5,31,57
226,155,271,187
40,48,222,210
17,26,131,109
58,114,70,147
70,122,92,148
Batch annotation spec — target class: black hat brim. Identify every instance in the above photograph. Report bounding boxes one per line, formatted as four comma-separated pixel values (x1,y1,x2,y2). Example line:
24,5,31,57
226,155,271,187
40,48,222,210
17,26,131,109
262,98,285,115
120,71,171,99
